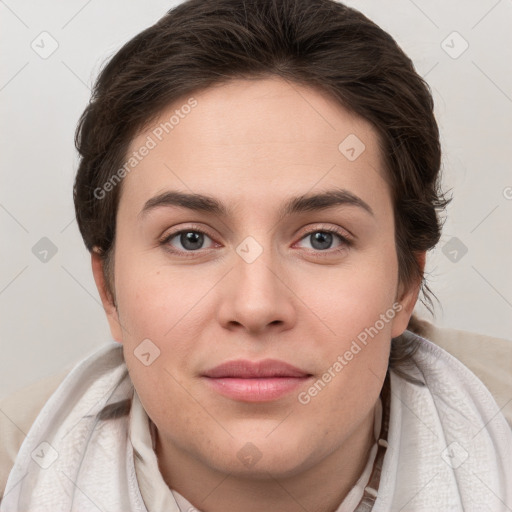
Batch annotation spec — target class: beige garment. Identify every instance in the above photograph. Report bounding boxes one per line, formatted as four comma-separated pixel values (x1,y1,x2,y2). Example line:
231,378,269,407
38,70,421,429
410,317,512,425
0,363,76,500
1,318,511,501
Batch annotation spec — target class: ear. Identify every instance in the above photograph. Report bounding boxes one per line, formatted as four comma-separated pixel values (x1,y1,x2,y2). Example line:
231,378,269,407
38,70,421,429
391,251,426,338
91,249,123,342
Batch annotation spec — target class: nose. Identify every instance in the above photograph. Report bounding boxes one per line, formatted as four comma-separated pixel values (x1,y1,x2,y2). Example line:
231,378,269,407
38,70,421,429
216,242,296,335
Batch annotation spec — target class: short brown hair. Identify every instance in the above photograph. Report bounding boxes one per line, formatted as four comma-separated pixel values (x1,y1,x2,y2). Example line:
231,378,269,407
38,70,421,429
73,0,451,382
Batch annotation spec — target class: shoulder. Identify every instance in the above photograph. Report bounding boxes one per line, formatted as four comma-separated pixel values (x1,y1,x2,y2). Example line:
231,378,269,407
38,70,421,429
0,367,72,499
407,317,512,428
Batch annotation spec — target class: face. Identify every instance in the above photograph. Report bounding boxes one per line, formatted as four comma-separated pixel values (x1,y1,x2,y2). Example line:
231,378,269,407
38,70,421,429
92,76,420,479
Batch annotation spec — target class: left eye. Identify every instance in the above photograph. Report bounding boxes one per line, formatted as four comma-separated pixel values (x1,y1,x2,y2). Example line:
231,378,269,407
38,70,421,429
295,229,350,251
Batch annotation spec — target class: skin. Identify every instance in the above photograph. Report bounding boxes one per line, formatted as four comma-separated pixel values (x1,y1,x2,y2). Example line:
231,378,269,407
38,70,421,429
92,76,424,512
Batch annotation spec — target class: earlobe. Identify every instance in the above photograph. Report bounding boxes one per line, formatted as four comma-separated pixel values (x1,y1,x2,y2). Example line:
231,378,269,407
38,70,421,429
91,250,124,342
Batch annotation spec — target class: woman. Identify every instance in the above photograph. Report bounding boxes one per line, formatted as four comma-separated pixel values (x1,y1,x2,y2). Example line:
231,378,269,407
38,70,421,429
2,0,511,510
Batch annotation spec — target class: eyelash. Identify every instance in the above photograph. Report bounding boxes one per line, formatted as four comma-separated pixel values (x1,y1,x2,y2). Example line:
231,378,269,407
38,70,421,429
159,224,353,258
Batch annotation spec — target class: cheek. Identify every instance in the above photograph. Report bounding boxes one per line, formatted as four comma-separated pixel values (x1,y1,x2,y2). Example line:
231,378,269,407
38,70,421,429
115,257,187,338
113,257,208,383
310,249,398,337
296,277,394,440
297,248,397,402
115,267,199,428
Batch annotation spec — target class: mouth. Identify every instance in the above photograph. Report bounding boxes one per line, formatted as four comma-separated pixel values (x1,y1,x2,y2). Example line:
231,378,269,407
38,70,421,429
201,359,313,402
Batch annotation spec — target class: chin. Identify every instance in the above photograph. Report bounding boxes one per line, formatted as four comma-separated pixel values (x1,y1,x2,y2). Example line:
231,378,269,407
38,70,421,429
202,435,320,480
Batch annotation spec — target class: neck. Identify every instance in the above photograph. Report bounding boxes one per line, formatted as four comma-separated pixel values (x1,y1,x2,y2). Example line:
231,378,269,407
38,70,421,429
155,403,378,512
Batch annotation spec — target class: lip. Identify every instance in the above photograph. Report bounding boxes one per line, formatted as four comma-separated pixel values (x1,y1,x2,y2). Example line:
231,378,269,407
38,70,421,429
201,359,312,402
203,359,310,379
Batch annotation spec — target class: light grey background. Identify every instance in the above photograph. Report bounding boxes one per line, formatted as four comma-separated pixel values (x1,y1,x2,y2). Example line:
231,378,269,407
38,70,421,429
1,0,511,401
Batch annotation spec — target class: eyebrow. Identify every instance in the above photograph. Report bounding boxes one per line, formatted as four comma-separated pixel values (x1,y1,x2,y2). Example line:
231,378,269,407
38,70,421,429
138,188,375,221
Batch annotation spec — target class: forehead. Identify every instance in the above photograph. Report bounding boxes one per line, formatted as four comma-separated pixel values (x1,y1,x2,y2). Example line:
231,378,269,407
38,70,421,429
118,76,390,218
